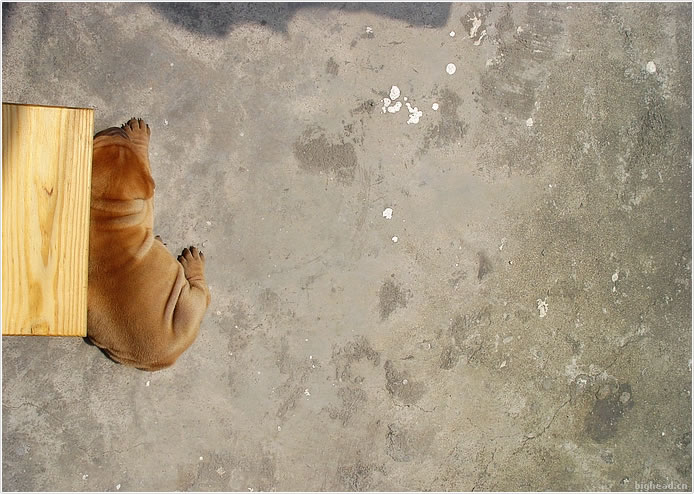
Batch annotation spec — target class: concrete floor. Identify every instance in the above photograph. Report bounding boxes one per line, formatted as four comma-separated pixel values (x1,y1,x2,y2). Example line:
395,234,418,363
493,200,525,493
2,2,691,491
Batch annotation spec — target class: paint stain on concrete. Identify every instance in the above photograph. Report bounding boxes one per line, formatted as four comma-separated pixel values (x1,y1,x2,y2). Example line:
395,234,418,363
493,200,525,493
327,386,367,426
332,336,381,383
384,360,426,404
450,310,491,348
439,310,490,369
378,278,410,320
326,57,339,76
439,345,461,370
584,383,634,442
294,127,358,183
259,288,281,313
336,459,382,491
385,423,414,462
477,251,492,281
421,88,468,152
350,99,377,116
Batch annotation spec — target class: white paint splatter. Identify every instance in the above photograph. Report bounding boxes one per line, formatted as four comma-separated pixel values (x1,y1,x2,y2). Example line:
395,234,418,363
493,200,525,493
199,456,204,461
500,360,507,368
116,484,121,491
449,31,456,37
473,30,487,46
486,54,504,68
389,85,401,100
517,26,524,34
382,207,393,220
646,61,657,74
526,117,534,127
164,119,169,126
469,15,482,38
82,474,89,480
145,380,150,387
366,26,373,34
406,103,423,124
537,298,548,318
382,97,391,113
432,103,439,111
446,63,457,75
392,236,399,243
564,356,581,380
387,101,402,113
611,272,619,283
304,389,311,396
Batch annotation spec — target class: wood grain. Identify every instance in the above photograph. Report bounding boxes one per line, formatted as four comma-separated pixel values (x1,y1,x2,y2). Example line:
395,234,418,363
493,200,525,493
2,103,94,336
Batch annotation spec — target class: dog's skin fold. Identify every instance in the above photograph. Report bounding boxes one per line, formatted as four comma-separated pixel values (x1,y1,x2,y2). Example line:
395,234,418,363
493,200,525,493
87,118,211,371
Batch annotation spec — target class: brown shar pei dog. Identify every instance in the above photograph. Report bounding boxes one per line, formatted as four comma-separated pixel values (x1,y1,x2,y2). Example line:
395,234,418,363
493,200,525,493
87,118,210,371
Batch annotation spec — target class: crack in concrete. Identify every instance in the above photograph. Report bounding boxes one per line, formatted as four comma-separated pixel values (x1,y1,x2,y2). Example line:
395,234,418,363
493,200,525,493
472,446,498,491
392,401,437,413
513,397,571,455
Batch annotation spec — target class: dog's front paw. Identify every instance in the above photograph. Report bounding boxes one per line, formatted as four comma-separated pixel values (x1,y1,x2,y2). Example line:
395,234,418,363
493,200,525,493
178,246,206,282
122,117,151,143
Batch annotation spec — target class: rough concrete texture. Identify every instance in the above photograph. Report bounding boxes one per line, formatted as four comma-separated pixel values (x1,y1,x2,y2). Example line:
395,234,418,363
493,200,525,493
2,2,691,491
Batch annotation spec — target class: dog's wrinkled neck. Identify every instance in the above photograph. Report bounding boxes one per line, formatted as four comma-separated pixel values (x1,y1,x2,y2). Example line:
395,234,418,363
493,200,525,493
91,197,146,223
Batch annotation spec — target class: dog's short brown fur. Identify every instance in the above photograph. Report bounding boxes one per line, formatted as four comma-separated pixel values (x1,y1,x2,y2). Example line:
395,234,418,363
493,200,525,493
87,118,210,371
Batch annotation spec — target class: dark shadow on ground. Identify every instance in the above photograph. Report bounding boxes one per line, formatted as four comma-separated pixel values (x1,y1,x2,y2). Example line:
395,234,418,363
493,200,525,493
2,3,19,48
151,2,452,37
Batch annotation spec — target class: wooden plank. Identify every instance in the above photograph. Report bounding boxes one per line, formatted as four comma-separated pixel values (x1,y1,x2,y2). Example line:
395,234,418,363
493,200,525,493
2,103,94,336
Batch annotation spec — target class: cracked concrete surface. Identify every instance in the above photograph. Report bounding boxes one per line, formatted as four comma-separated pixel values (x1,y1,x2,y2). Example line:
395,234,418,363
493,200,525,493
2,2,691,491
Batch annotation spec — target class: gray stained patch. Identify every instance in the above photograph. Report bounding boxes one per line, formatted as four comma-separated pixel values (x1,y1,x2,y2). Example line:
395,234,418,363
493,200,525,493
477,5,566,120
384,360,426,404
332,336,381,384
477,251,492,282
336,459,383,491
378,278,410,320
422,88,469,152
327,386,367,426
439,344,461,370
439,310,490,369
258,287,281,313
326,57,339,76
385,423,413,462
450,310,490,348
584,383,634,443
351,99,377,116
294,127,358,183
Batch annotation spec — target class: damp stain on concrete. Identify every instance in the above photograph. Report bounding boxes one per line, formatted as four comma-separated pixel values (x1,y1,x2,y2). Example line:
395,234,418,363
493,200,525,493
293,127,358,183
